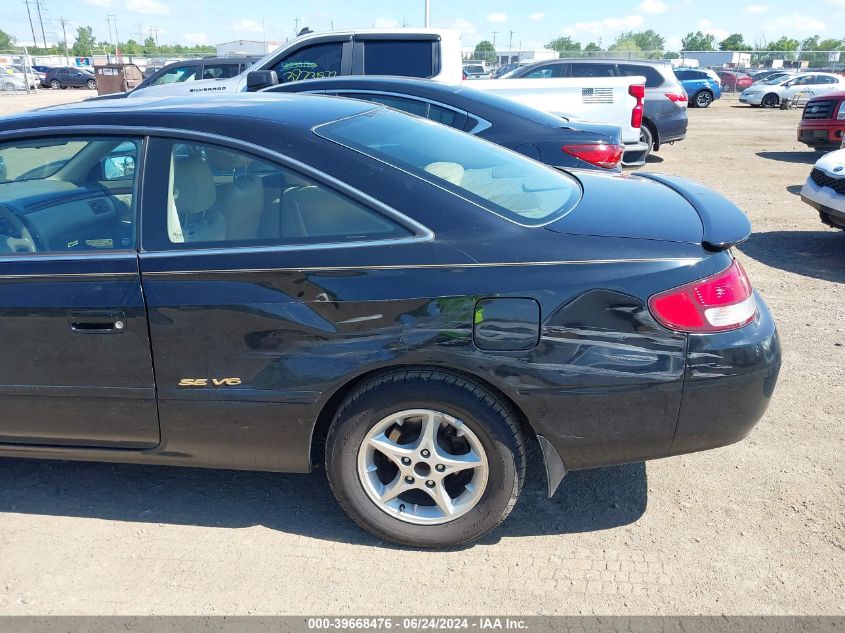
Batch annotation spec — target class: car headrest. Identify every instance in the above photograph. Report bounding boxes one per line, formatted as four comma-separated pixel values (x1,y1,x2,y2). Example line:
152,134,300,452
205,147,251,171
173,156,216,214
424,162,464,186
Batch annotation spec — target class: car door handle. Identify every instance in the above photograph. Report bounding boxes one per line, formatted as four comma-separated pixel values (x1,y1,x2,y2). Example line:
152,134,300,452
68,311,127,333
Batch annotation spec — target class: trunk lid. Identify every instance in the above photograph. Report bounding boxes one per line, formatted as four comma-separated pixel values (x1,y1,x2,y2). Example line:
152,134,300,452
544,171,750,251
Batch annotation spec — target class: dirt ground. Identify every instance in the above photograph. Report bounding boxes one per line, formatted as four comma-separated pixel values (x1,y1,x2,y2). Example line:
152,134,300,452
0,91,842,616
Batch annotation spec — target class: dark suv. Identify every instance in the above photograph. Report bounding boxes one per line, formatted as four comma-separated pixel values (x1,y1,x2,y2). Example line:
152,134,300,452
503,58,689,160
44,67,96,90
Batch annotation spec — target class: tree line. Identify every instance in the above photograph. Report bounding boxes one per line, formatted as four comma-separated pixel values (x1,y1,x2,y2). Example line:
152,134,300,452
472,31,844,66
0,26,215,57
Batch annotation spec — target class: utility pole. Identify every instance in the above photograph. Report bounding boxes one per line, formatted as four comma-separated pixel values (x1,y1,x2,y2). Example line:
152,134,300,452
508,30,514,53
425,0,430,27
492,31,498,47
294,17,301,36
107,14,119,58
35,0,47,48
24,1,38,49
149,26,159,47
58,17,69,64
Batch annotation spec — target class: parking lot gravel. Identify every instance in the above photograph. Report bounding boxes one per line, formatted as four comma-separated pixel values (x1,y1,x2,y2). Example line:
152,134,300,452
0,93,842,616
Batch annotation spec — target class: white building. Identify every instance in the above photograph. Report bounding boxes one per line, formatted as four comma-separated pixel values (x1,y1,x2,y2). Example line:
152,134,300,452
462,47,557,67
216,40,285,57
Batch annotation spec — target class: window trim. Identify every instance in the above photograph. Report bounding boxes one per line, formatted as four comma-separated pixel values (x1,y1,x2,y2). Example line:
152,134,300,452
0,130,147,259
0,125,433,256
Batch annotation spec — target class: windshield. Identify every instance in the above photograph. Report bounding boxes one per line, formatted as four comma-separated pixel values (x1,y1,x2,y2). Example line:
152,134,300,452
0,140,88,183
764,76,788,85
316,108,582,226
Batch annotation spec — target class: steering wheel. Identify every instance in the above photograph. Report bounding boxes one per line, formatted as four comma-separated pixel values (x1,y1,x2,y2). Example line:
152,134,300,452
0,206,37,254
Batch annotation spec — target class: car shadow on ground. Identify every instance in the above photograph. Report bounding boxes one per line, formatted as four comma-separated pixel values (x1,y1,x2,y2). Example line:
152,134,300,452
645,154,664,164
786,184,803,195
756,151,820,164
740,229,845,283
0,444,647,547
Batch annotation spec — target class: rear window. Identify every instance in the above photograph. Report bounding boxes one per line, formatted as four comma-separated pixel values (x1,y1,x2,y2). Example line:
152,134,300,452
618,64,666,88
362,40,436,78
317,108,581,226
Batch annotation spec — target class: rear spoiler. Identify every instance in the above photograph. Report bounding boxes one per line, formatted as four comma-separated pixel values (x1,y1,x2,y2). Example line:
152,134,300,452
633,173,752,251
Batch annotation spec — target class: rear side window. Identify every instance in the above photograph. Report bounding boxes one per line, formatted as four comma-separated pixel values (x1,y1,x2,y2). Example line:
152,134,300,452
202,64,242,80
361,40,436,78
318,109,582,226
428,104,464,128
273,42,343,82
142,139,412,250
618,64,666,88
344,93,428,117
570,63,617,78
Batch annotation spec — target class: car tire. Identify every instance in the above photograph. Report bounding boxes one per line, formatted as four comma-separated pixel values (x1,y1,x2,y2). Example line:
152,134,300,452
325,369,526,547
762,93,780,108
2,82,15,92
86,79,96,90
49,79,61,89
640,124,654,161
694,90,713,108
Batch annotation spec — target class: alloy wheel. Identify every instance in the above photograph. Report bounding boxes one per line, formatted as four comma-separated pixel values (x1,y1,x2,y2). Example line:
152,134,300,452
50,79,60,89
762,93,779,108
2,82,14,92
356,409,488,525
695,91,712,108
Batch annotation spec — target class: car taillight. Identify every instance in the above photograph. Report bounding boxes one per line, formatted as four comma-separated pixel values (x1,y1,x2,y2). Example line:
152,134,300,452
665,91,688,107
629,83,644,128
562,142,624,169
648,260,757,333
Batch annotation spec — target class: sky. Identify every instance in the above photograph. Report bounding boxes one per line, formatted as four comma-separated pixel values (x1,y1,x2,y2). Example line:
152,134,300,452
5,0,844,52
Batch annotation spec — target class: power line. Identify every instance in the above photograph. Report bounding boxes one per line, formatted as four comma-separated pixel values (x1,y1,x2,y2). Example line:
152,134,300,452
58,16,69,60
35,0,47,47
23,1,38,47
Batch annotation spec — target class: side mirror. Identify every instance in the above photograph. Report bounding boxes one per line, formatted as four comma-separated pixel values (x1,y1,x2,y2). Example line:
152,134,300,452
103,155,136,180
246,70,279,91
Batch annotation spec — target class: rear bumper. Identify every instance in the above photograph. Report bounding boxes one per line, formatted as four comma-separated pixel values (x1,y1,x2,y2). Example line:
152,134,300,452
670,295,781,457
621,140,650,167
537,293,780,495
798,123,845,149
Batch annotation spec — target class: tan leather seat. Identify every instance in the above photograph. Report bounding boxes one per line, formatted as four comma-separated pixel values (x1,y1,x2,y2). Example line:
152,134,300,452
173,156,226,243
206,148,265,241
280,186,397,240
215,176,264,241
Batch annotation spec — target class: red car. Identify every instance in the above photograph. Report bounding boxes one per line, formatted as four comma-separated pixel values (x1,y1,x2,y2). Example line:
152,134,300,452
718,70,753,92
798,91,845,151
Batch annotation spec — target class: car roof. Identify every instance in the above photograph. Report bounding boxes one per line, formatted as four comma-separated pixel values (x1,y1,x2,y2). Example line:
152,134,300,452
264,76,577,129
0,93,380,134
556,58,671,67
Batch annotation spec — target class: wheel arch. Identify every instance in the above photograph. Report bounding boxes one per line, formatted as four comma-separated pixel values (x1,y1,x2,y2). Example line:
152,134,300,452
308,364,538,469
642,117,659,151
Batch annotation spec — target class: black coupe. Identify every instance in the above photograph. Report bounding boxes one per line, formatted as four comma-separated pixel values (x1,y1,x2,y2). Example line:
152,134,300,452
0,94,780,547
265,76,624,171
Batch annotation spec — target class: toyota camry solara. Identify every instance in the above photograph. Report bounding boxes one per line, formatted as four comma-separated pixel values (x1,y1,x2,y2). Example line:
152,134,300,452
0,94,780,547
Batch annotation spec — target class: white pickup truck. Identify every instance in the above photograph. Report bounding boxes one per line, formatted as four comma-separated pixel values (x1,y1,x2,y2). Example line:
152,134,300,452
128,28,649,164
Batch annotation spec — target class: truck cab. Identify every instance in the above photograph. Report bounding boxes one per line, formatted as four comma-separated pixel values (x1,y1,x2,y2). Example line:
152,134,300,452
128,29,463,98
